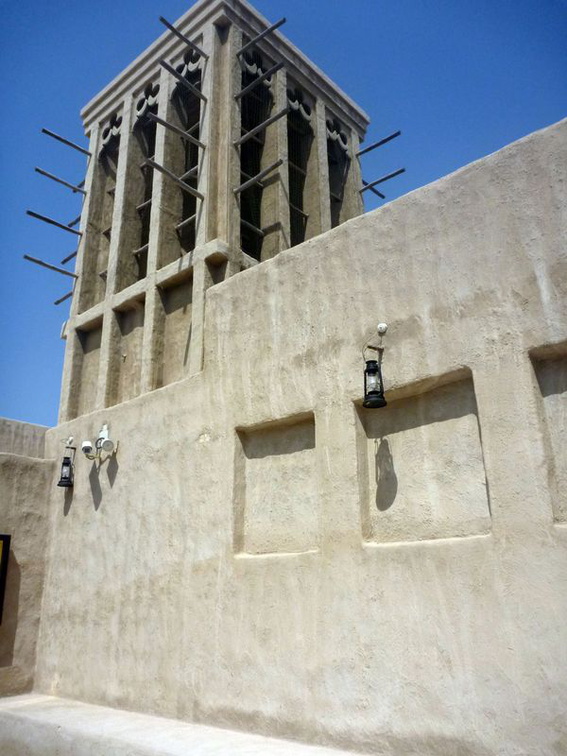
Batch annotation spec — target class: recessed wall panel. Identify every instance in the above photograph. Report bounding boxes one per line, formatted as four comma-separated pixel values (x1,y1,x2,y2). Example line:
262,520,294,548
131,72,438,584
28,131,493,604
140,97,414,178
107,303,144,407
533,353,567,522
357,377,490,544
69,324,102,419
234,414,318,555
155,276,193,389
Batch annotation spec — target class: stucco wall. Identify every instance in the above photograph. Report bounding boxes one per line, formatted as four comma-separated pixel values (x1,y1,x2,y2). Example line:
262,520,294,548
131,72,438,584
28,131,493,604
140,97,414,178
0,453,54,696
33,119,567,754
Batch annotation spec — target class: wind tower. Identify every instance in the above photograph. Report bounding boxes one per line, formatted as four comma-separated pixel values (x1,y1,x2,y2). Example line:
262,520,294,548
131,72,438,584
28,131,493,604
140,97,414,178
56,0,373,421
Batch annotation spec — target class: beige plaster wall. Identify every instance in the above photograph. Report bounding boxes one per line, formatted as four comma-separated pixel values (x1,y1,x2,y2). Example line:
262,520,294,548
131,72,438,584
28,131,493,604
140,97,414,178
0,453,54,696
33,119,567,754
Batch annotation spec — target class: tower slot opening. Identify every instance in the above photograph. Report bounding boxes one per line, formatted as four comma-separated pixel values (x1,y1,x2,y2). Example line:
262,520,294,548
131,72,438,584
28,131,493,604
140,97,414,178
326,118,350,229
239,51,274,260
171,52,202,254
287,95,313,247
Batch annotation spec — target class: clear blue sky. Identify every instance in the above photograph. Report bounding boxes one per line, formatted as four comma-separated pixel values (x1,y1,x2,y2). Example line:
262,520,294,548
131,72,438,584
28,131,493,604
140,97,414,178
1,0,565,427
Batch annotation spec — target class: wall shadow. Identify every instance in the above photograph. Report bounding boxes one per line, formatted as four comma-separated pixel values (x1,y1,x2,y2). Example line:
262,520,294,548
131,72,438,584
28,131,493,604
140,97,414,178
158,279,193,379
107,453,119,487
361,378,477,440
183,321,193,369
0,552,20,667
375,438,398,511
63,487,74,516
89,462,103,511
239,415,315,459
533,355,567,399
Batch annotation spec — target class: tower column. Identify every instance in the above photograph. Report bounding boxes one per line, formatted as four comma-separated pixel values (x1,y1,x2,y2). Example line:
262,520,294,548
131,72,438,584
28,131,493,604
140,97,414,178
58,123,100,423
95,95,135,409
207,21,243,272
340,128,364,222
260,65,289,260
139,68,174,395
314,99,332,234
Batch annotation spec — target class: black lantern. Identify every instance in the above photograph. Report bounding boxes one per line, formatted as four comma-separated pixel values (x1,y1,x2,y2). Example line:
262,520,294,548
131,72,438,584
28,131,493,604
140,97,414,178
57,448,75,487
363,357,387,408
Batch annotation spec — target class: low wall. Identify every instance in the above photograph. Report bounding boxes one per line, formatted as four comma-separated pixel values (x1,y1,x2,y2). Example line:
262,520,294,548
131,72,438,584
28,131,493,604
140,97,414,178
31,119,567,754
0,419,47,458
0,453,54,696
0,694,360,756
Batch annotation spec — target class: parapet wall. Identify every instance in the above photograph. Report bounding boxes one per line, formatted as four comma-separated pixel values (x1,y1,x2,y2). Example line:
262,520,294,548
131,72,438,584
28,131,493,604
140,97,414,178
0,456,53,696
0,418,52,696
0,418,47,458
33,119,567,754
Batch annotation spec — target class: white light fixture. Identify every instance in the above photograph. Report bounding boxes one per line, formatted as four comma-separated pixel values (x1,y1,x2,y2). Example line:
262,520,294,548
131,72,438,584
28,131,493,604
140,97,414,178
96,423,115,455
81,440,94,458
81,423,116,460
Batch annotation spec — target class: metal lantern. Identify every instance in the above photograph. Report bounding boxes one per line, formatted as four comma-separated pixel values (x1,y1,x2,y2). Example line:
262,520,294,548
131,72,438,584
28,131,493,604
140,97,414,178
57,447,75,487
362,323,388,409
363,355,387,408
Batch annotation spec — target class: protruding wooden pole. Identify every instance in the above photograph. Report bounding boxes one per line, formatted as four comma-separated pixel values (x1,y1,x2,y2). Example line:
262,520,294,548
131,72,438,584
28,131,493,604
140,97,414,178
357,130,401,158
159,16,208,59
35,167,87,195
26,210,83,236
234,107,289,146
159,60,207,102
360,168,406,193
145,159,204,201
234,61,284,100
23,254,79,278
236,18,286,57
41,128,91,156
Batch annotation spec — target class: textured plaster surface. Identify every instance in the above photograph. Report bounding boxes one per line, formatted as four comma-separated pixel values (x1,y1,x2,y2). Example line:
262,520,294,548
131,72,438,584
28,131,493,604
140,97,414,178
22,120,567,754
0,454,53,696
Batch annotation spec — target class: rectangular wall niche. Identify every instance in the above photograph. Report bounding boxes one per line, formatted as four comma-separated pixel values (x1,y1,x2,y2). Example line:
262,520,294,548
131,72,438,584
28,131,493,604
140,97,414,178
356,375,490,544
532,350,567,523
69,323,103,419
107,302,145,407
155,274,193,389
234,414,319,555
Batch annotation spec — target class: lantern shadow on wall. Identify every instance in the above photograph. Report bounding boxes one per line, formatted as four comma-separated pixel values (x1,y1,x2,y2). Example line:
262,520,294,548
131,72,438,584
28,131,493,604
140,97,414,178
374,437,398,511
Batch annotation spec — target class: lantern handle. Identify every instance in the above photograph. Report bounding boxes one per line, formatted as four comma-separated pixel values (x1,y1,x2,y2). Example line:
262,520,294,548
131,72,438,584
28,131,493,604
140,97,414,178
363,343,385,363
362,322,387,361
